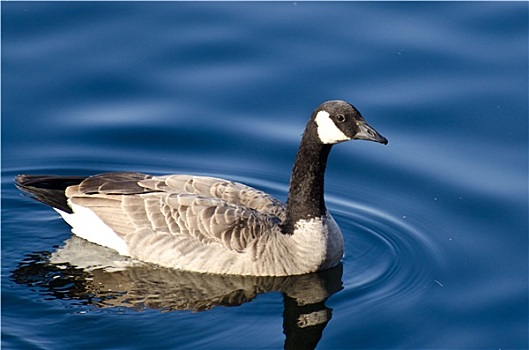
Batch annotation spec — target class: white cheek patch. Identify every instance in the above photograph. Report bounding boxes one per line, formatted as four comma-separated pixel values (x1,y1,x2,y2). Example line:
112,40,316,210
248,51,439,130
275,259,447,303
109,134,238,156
315,111,350,144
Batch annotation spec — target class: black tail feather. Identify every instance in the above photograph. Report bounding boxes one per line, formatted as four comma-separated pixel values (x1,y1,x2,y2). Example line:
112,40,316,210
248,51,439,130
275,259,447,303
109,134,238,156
15,175,88,213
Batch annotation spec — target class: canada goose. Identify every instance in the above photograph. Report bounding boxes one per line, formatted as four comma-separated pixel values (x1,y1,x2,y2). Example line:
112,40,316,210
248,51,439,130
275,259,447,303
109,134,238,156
15,100,387,276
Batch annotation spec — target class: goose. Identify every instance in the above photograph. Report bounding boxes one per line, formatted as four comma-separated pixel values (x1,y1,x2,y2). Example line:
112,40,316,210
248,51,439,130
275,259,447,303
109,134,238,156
15,100,387,276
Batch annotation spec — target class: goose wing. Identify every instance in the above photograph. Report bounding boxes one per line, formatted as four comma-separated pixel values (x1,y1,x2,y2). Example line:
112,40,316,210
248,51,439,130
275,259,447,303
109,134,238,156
139,174,286,221
65,172,285,254
73,172,285,220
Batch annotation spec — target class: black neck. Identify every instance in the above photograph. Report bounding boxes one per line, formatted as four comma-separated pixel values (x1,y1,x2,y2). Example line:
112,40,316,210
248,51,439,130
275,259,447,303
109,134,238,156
282,127,332,234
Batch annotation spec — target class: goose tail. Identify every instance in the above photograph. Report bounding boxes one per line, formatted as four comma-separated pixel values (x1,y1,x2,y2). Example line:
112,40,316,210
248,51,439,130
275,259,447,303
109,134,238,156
15,174,87,213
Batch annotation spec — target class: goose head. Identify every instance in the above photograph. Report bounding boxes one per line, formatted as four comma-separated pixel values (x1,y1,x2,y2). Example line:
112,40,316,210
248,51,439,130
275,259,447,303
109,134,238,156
311,100,388,145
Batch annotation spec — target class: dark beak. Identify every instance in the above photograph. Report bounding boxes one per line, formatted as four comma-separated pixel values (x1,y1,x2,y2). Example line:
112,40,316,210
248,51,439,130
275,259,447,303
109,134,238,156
354,121,388,145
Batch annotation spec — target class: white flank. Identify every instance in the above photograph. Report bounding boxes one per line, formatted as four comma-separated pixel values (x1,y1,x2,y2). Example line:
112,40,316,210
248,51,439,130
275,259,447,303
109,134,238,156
315,110,350,144
54,203,130,256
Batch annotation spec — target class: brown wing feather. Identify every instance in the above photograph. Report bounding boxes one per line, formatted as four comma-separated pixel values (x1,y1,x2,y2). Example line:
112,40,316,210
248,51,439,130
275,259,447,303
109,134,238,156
65,172,284,254
163,193,278,252
140,175,286,221
77,172,153,195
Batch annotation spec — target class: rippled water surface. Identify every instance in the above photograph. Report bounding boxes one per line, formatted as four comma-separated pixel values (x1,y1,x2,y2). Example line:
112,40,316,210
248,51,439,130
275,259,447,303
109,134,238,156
2,2,528,349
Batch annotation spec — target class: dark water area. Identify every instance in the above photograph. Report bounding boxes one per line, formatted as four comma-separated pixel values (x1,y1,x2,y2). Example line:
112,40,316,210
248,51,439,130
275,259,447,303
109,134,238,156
2,2,528,349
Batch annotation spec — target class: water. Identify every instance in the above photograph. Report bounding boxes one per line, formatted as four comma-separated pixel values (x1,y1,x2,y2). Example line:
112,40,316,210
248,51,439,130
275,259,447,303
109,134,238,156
2,2,527,349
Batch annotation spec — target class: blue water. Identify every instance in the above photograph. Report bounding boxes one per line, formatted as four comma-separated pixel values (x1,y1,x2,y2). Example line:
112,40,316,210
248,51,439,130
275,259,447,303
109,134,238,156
2,2,527,349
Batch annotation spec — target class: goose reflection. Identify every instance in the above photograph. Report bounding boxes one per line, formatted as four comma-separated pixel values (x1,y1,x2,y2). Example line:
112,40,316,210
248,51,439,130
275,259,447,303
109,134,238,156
11,236,343,349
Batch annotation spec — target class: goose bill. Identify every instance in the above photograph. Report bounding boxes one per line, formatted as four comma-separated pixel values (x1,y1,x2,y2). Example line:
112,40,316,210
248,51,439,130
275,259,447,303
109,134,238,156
354,121,388,145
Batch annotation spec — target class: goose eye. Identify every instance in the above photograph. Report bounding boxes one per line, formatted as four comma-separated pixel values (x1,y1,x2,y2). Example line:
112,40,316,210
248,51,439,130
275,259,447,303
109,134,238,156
336,114,346,123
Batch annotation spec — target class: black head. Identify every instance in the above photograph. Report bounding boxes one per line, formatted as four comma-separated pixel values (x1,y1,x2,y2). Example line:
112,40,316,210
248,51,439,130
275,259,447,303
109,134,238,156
311,100,388,145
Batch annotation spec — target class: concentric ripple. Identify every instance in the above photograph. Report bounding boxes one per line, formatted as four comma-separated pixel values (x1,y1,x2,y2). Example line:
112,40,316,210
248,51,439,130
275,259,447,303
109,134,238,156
328,196,443,310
